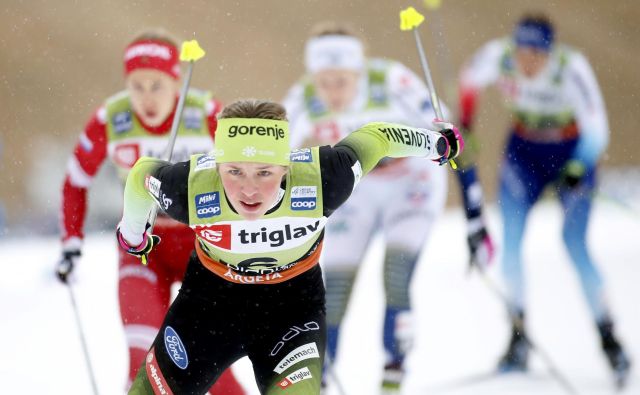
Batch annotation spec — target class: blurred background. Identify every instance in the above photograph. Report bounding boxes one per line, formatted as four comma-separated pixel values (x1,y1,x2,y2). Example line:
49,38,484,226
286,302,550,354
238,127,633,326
2,2,640,394
1,0,639,236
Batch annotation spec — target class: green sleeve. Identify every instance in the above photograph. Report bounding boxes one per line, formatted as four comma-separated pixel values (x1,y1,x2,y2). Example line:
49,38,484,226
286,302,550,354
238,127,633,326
120,156,170,246
335,122,445,175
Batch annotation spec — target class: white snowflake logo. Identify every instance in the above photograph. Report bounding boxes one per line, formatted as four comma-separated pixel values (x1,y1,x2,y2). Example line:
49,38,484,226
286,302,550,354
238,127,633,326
242,146,257,157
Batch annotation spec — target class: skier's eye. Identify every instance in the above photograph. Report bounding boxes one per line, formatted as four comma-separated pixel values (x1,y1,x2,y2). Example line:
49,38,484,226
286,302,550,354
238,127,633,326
257,170,272,177
151,82,163,92
228,169,241,176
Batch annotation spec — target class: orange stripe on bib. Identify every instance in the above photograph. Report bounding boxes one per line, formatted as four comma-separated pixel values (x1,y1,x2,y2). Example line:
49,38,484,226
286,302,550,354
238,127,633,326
195,241,323,285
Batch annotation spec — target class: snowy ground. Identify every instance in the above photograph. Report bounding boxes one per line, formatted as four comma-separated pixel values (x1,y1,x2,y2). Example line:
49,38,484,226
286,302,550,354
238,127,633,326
1,199,639,395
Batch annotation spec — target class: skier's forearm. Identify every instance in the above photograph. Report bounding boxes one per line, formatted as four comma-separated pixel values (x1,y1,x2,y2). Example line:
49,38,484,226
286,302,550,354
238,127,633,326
336,122,445,175
120,157,168,246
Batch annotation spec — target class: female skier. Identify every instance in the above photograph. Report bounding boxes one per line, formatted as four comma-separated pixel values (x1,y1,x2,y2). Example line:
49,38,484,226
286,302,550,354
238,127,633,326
119,98,462,394
55,29,244,394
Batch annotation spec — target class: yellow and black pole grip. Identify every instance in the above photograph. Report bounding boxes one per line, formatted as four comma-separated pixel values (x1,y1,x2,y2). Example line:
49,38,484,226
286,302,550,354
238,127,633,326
116,226,161,266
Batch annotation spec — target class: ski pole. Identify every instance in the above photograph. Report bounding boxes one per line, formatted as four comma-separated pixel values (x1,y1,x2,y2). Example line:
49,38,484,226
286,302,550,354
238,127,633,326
399,6,457,169
324,351,348,395
67,284,100,395
145,40,206,246
471,264,580,395
421,0,458,121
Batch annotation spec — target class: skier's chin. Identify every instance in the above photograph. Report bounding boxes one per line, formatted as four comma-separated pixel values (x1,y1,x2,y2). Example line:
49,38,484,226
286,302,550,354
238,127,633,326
140,113,163,127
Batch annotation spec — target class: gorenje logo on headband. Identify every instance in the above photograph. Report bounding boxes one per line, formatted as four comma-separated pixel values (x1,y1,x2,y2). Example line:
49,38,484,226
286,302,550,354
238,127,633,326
228,124,286,140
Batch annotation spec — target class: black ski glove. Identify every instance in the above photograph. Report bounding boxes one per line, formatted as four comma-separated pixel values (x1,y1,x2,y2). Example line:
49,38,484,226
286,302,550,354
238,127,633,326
558,159,587,189
56,249,81,283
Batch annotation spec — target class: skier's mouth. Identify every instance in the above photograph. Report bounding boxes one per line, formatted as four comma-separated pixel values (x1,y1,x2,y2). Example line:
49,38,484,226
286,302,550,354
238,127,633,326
240,201,262,212
145,110,157,119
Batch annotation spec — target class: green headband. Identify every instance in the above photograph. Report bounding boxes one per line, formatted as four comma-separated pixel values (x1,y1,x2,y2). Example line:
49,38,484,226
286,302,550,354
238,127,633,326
215,118,290,166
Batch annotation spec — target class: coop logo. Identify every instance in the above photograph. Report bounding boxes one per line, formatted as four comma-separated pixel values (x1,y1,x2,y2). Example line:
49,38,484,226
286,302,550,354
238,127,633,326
228,124,286,140
291,199,316,210
291,186,317,211
290,148,312,162
273,342,319,374
195,154,216,171
195,192,221,218
183,106,203,129
278,367,313,389
196,224,231,250
112,111,133,134
164,326,188,370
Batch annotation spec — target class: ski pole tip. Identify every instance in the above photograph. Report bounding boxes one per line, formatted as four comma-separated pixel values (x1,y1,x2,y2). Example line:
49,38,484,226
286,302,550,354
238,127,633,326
180,40,206,62
399,7,425,30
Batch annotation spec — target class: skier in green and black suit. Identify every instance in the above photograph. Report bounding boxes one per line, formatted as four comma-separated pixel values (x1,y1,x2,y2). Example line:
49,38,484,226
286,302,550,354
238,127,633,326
119,99,462,395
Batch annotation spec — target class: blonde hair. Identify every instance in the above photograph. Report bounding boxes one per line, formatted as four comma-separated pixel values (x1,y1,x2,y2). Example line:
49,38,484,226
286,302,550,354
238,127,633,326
218,99,288,121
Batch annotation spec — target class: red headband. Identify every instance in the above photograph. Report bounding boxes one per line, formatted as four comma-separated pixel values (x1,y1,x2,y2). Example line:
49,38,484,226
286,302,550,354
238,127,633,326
124,39,180,79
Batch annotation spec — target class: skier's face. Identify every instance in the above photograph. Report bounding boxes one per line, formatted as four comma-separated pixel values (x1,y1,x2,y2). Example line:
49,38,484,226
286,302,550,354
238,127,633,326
218,162,288,220
126,69,180,127
515,47,550,78
313,69,360,112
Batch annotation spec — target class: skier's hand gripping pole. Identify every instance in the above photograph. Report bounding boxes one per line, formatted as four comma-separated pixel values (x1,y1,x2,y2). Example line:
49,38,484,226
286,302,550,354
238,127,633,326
140,40,205,265
400,6,458,169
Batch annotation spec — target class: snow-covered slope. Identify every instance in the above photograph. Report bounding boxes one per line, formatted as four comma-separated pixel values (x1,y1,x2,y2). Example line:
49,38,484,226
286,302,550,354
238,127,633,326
2,200,638,394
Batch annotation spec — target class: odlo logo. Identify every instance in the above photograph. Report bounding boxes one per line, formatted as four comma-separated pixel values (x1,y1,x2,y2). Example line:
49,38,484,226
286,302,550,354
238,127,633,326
195,192,221,218
271,321,320,356
164,326,188,369
228,124,285,140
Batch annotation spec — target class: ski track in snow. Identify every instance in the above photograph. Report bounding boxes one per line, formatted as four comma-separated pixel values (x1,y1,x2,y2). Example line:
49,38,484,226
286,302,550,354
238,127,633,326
1,201,639,395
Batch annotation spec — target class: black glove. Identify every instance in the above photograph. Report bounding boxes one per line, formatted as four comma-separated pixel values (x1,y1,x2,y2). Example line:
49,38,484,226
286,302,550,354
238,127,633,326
558,159,587,189
56,249,81,283
116,226,161,266
467,224,495,270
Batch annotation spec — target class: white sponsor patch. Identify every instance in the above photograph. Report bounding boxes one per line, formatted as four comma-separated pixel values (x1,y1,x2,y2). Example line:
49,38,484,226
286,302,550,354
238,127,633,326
193,216,328,253
195,154,216,171
125,43,172,61
273,342,319,374
278,366,313,388
291,186,317,198
351,160,362,189
147,176,161,198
